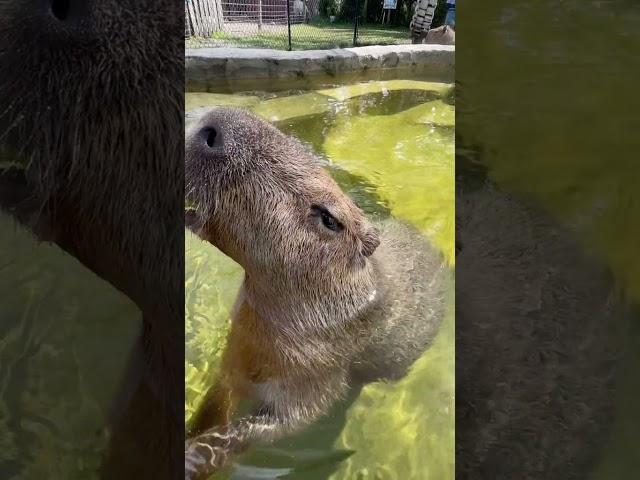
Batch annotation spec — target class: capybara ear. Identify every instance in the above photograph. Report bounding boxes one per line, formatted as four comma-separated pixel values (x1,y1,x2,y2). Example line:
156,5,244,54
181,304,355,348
359,224,380,257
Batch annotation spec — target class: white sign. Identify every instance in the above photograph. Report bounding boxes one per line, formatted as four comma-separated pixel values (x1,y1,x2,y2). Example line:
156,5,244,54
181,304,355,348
383,0,397,9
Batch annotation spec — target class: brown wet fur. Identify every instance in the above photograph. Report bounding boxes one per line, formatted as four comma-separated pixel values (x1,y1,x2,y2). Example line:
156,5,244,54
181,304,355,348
0,2,183,478
184,107,449,479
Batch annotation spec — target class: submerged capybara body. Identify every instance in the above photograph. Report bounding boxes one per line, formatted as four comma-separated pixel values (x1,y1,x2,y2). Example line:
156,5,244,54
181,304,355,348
456,181,620,480
184,107,448,479
0,2,183,478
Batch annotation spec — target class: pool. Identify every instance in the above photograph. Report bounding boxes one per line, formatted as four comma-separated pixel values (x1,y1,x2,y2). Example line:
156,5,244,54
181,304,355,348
185,79,455,479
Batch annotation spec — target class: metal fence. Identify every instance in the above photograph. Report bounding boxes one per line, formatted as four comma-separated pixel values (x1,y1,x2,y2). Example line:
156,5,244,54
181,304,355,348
185,0,427,50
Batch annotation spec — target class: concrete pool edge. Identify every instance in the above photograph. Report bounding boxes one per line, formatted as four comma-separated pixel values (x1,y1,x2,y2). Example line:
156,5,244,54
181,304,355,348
185,44,455,92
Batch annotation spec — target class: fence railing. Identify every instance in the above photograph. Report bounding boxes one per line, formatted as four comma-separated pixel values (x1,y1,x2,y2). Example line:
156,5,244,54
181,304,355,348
185,0,425,50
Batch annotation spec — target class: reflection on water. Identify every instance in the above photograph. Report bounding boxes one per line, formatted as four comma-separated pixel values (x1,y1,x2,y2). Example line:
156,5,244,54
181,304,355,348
185,80,454,479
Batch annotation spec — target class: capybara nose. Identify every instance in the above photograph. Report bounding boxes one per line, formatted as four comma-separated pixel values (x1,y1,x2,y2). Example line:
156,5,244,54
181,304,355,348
48,0,91,26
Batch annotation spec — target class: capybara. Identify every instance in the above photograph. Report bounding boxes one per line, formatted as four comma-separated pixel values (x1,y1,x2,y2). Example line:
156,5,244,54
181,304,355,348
184,107,449,479
456,179,620,480
0,1,183,478
422,25,456,45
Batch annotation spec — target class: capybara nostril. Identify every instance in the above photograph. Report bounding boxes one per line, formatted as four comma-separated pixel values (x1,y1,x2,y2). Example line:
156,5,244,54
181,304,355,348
197,124,223,151
50,0,71,21
203,127,218,148
48,0,91,26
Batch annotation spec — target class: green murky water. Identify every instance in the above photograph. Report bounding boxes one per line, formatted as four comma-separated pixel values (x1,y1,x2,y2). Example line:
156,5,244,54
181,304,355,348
0,225,140,478
185,80,455,480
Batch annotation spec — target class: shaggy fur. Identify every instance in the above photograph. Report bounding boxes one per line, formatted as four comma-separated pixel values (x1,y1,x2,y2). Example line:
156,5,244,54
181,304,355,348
456,183,620,479
185,108,448,479
0,2,184,478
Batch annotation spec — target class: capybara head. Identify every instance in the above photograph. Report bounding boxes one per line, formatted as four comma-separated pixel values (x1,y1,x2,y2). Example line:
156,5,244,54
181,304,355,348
186,108,381,292
0,1,183,309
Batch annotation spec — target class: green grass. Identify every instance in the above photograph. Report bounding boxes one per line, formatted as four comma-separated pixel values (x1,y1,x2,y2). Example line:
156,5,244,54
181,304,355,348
186,21,411,50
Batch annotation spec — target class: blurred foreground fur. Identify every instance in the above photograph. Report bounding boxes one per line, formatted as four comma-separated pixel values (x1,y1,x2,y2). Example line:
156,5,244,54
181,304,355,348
0,1,184,478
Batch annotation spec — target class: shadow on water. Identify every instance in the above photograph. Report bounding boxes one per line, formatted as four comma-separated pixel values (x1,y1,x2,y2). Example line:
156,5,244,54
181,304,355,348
275,113,335,156
275,114,393,220
336,89,446,117
273,88,451,156
326,165,393,219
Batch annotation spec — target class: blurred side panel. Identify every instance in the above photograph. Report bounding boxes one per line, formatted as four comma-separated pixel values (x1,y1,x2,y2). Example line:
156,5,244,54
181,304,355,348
456,2,640,479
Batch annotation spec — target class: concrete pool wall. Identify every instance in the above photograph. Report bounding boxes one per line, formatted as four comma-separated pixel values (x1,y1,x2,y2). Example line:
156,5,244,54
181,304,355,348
185,44,455,92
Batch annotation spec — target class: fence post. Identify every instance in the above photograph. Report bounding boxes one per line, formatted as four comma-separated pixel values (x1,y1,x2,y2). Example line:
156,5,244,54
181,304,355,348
353,0,360,47
286,0,292,50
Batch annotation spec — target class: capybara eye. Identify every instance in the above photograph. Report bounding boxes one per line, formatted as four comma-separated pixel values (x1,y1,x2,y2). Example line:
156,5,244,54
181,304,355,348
204,128,217,148
321,211,340,231
311,205,343,232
